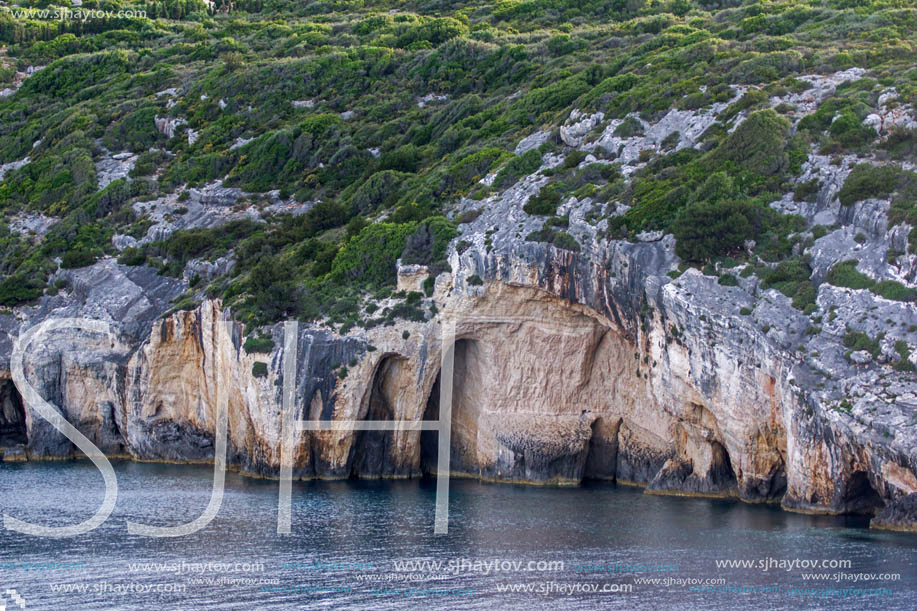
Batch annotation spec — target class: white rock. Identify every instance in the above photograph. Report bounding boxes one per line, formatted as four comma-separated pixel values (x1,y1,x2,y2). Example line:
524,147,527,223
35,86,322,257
111,234,138,251
560,110,604,147
0,156,29,180
230,136,253,151
154,116,187,139
417,93,449,108
514,130,551,155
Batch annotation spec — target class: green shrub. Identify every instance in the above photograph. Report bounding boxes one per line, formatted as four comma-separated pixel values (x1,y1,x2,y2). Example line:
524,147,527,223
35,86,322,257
551,231,580,252
661,131,680,151
546,33,581,56
825,260,874,290
843,329,882,359
331,222,417,288
838,164,912,206
130,150,169,178
0,275,44,307
467,274,483,286
394,17,468,49
791,281,817,311
493,149,542,189
672,200,758,262
762,260,812,302
252,362,268,378
524,183,562,216
60,248,97,269
872,280,916,302
103,106,163,153
614,116,645,138
443,147,511,196
894,340,915,372
378,145,422,173
400,216,457,273
882,128,917,161
705,109,791,178
22,50,132,99
349,171,412,214
827,111,876,150
118,247,147,267
563,150,588,169
512,75,590,122
726,50,803,84
793,179,820,203
246,255,303,323
761,260,808,289
244,336,274,353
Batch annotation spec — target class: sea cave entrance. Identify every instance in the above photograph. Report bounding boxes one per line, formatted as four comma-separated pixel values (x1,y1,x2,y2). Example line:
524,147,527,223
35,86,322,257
583,417,619,481
0,379,27,447
842,470,884,515
350,355,402,478
420,338,482,477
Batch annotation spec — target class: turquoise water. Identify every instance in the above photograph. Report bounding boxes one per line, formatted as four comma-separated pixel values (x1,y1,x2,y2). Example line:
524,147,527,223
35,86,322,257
0,460,914,610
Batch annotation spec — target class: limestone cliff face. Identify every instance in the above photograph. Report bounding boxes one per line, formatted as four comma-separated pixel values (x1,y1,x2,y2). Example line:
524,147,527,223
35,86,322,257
0,231,914,529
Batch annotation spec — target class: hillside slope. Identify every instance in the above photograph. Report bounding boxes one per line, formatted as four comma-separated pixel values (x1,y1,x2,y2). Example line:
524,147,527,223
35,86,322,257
0,0,916,530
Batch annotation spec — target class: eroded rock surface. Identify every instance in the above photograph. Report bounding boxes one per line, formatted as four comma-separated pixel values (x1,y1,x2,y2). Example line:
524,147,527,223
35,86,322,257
0,69,915,533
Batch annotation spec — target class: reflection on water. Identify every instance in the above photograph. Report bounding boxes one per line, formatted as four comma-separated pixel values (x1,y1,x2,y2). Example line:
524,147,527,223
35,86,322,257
0,460,914,610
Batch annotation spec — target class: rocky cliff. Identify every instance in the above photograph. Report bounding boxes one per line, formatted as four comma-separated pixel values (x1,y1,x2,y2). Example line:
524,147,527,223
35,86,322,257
1,225,915,526
1,70,916,532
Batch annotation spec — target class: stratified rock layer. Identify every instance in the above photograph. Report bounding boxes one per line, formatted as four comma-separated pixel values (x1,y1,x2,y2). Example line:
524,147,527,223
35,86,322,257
0,229,914,530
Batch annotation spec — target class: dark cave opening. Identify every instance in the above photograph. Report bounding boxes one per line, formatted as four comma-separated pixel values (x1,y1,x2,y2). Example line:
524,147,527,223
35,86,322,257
420,374,440,476
765,461,788,500
710,440,739,491
349,356,400,478
0,379,27,447
842,471,884,515
420,338,477,477
583,417,618,481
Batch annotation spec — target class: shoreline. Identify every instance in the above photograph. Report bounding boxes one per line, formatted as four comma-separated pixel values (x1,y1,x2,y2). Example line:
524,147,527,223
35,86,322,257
4,450,907,532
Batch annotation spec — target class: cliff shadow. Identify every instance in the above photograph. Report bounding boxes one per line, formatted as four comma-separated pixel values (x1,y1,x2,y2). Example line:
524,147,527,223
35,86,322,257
583,417,620,481
350,355,406,478
0,378,27,448
841,471,884,515
420,338,482,477
420,374,439,476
